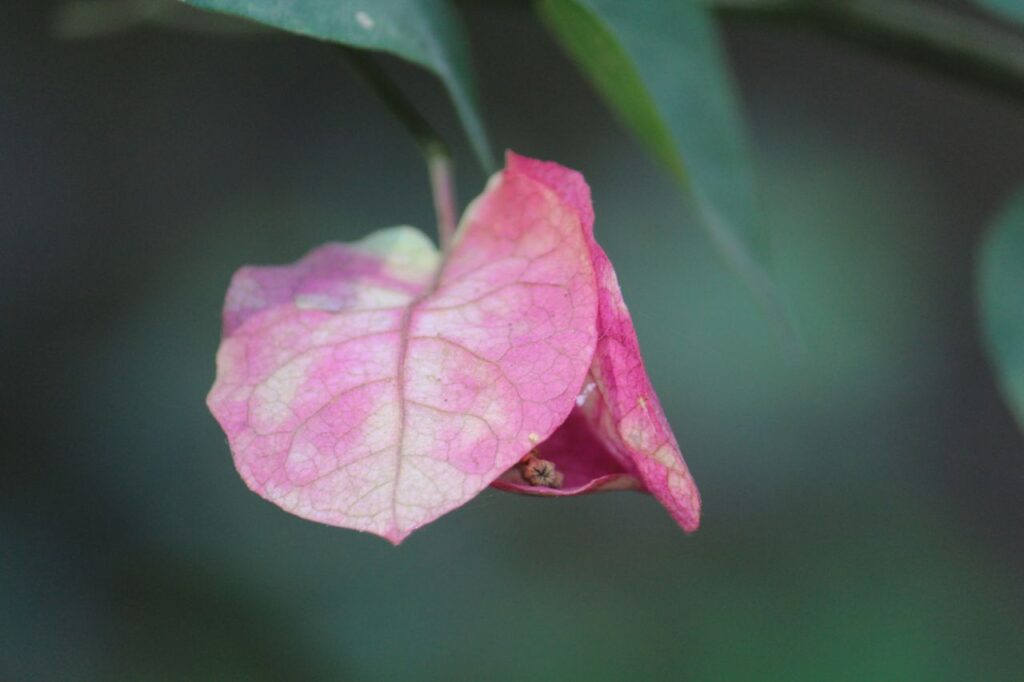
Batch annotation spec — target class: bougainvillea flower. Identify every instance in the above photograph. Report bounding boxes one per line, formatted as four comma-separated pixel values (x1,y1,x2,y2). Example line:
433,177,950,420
490,154,700,533
208,151,699,543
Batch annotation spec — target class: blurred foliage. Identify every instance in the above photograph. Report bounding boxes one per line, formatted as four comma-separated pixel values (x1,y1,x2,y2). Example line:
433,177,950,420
973,0,1024,25
51,0,265,38
53,0,1024,334
4,0,1024,680
980,188,1024,432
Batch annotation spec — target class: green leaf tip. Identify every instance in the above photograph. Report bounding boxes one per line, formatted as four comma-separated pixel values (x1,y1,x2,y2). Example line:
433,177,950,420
537,0,792,337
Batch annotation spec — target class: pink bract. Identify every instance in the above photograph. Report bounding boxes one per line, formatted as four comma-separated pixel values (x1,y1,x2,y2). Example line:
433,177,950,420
207,151,700,543
491,154,700,533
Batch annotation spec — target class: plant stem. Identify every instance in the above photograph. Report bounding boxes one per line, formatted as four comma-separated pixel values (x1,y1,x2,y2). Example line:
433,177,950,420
341,48,459,250
707,0,1024,102
426,150,458,249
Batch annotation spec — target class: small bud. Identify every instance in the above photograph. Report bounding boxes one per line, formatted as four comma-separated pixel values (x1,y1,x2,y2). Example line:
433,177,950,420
518,451,564,489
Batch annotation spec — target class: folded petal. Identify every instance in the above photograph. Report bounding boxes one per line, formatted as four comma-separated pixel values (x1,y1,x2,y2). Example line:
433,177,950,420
208,160,599,543
493,153,701,532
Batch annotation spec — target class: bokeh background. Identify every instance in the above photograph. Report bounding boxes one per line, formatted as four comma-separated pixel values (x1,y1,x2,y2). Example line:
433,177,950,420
4,1,1024,679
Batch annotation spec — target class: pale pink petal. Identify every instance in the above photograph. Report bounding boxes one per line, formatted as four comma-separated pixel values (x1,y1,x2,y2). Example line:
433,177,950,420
495,153,701,532
208,163,599,543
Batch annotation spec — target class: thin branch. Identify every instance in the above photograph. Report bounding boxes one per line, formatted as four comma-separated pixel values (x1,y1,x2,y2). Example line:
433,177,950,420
708,0,1024,102
341,48,459,250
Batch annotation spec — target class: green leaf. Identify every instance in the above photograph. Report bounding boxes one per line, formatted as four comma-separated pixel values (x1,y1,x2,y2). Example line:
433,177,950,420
972,0,1024,25
979,188,1024,432
177,0,494,173
537,0,783,319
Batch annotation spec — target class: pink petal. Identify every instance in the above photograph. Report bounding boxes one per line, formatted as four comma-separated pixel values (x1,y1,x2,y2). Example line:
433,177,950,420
494,153,702,532
207,162,599,543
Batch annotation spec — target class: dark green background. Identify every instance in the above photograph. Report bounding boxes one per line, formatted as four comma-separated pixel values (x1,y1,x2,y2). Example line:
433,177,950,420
3,1,1024,679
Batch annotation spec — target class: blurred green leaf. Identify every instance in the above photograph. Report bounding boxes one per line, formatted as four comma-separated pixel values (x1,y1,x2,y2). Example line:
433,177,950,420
178,0,494,172
53,0,265,39
537,0,782,317
979,188,1024,432
972,0,1024,25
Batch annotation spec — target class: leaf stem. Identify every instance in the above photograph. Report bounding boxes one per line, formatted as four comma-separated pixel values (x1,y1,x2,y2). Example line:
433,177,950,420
706,0,1024,101
341,48,459,250
426,148,459,249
